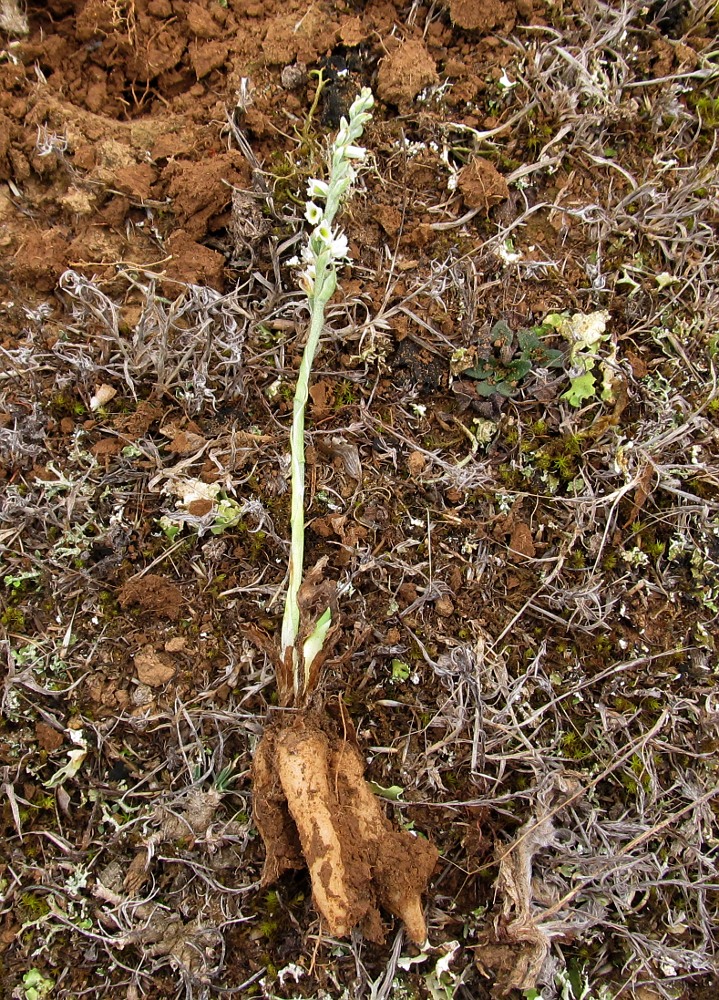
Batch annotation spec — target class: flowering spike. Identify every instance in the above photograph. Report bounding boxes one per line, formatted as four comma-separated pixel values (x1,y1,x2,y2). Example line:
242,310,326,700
281,88,374,701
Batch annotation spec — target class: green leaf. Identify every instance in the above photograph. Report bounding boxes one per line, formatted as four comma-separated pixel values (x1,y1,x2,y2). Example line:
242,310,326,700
368,781,404,801
506,358,532,380
543,312,568,329
490,319,513,346
463,361,494,380
391,659,411,681
562,371,597,407
302,606,332,680
22,969,54,1000
544,348,565,369
516,328,541,352
655,271,678,289
472,379,500,397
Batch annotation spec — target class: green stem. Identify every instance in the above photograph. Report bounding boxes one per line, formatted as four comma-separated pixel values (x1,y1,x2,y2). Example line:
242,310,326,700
280,255,331,694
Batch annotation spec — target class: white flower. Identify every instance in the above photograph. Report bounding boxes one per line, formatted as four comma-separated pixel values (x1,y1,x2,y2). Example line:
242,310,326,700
286,255,300,266
305,201,323,225
315,221,332,244
344,144,366,160
299,268,315,293
307,178,329,199
312,222,348,260
329,231,348,259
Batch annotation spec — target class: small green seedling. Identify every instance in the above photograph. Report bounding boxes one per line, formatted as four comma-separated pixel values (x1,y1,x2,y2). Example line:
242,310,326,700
368,781,405,801
3,570,41,592
19,968,54,1000
391,658,411,682
459,319,563,397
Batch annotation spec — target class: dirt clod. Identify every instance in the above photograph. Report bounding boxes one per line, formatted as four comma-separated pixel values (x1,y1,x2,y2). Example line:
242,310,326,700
119,574,184,621
376,40,439,107
509,522,536,560
448,0,511,31
35,722,64,751
457,157,510,210
134,646,176,687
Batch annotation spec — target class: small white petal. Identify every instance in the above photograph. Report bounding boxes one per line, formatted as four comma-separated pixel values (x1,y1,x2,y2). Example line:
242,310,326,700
307,178,329,199
316,221,332,243
304,201,323,225
330,233,349,258
344,144,366,160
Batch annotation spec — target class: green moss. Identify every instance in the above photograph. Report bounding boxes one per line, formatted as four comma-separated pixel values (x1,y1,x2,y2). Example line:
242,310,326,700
630,753,652,790
334,380,357,408
19,892,51,921
1,607,26,630
692,96,719,128
559,731,591,760
534,450,553,472
49,391,86,418
613,696,634,713
601,551,619,571
644,540,666,559
247,530,267,562
497,463,523,487
594,635,613,657
553,452,577,481
620,773,639,795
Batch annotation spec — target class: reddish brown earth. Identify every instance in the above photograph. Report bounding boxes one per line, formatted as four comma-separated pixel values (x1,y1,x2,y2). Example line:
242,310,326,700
1,1,717,998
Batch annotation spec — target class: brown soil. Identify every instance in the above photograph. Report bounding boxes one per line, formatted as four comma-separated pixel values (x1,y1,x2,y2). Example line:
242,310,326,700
458,156,510,210
376,39,439,108
118,572,184,620
1,0,717,997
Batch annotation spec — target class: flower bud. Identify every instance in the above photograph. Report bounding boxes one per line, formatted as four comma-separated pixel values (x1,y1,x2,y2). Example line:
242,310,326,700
307,178,329,200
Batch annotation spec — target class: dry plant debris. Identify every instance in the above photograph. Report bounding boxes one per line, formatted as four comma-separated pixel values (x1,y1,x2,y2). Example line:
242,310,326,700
0,0,718,997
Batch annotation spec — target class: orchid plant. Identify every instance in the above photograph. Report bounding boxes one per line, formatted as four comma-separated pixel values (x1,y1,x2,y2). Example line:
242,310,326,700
280,87,374,704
